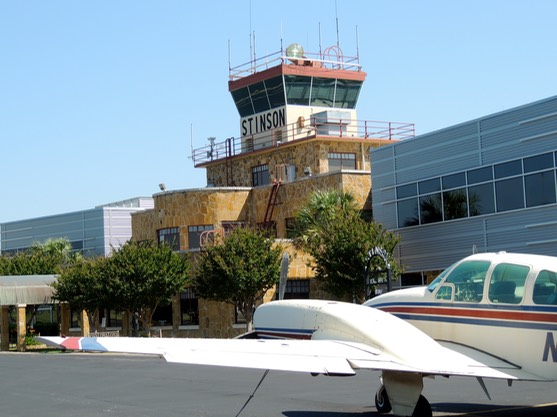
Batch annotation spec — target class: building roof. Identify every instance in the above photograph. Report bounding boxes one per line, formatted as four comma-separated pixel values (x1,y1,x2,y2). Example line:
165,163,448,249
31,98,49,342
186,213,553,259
0,275,57,305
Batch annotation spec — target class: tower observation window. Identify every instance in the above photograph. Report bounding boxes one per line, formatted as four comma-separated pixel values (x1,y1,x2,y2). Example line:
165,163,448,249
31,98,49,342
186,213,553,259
284,75,362,109
231,88,254,117
333,79,362,109
311,77,335,107
249,81,271,114
265,76,286,108
285,75,311,105
231,76,286,117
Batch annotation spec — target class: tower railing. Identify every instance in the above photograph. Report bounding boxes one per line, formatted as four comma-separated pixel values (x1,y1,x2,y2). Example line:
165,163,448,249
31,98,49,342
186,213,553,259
192,118,415,166
229,49,362,81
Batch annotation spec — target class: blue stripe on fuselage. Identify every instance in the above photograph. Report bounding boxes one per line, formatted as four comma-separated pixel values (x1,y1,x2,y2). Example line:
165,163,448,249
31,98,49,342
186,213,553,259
81,338,109,351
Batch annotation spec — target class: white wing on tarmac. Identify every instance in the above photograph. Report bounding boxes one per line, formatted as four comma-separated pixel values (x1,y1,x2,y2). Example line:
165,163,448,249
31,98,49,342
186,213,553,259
37,335,535,380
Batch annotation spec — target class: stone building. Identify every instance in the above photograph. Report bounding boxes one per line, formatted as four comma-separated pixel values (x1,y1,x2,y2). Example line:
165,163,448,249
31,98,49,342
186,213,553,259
131,44,414,338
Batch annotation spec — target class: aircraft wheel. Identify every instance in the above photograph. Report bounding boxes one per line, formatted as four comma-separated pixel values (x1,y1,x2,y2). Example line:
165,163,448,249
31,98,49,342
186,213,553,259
412,395,432,417
374,385,391,414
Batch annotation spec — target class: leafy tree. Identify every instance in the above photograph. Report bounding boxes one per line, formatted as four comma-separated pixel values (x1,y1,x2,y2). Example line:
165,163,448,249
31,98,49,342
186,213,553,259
293,189,401,303
0,238,79,275
106,241,190,335
52,257,108,332
193,227,283,331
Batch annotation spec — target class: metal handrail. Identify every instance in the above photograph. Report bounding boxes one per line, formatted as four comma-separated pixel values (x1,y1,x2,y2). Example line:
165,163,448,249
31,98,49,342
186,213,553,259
229,49,362,81
192,118,415,166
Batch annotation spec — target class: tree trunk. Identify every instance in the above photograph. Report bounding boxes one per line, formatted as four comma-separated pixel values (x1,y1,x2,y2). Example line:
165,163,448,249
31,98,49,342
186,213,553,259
240,300,255,333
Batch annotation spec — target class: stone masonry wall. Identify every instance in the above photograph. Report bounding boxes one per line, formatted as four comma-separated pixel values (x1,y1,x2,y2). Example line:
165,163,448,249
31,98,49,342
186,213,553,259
204,138,385,187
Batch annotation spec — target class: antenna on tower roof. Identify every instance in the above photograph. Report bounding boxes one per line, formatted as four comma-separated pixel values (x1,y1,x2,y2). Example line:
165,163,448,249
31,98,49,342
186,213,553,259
253,30,257,65
280,20,284,54
355,25,360,64
188,123,194,161
335,0,340,48
227,39,231,73
249,0,254,72
318,22,322,60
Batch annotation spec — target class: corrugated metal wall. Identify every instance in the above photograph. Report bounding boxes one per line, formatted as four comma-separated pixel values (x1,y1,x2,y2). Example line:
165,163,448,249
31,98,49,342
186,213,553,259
372,95,557,273
0,198,153,257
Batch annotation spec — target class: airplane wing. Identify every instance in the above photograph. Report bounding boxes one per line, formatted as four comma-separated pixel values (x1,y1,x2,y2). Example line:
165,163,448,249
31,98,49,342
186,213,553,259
37,334,533,380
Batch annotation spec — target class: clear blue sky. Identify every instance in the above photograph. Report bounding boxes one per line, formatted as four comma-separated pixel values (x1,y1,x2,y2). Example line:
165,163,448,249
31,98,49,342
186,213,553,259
2,1,556,223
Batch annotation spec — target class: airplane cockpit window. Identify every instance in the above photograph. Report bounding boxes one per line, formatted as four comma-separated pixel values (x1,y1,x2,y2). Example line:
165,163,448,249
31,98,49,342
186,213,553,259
433,260,490,302
488,263,529,304
533,270,557,305
427,263,456,292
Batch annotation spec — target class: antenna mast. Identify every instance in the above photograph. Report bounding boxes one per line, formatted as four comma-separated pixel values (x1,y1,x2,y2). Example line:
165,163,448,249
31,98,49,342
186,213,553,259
189,123,194,162
335,0,340,48
228,39,231,73
280,20,283,54
355,25,360,64
318,22,322,59
249,0,254,72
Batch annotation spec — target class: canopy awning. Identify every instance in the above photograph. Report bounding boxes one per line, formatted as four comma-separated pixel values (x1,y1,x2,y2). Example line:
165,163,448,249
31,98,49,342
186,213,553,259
0,275,57,306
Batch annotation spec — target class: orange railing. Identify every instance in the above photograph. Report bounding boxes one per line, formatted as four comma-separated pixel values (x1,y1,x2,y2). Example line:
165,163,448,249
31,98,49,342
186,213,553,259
229,47,362,81
192,118,415,166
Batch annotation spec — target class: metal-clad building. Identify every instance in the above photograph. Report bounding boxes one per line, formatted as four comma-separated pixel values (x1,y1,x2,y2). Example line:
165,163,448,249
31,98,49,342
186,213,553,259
371,95,557,277
0,197,154,257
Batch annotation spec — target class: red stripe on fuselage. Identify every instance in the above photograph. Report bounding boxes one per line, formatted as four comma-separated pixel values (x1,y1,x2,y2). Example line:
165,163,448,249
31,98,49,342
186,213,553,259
381,306,557,323
60,337,82,350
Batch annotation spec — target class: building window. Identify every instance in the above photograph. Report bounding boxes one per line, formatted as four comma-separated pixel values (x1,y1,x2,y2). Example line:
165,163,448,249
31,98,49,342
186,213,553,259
397,183,417,199
222,221,246,237
188,225,214,250
397,198,419,227
495,177,524,212
525,171,556,207
467,166,493,184
468,183,495,216
285,217,298,239
419,193,442,224
70,309,80,328
99,309,123,328
395,151,557,228
524,152,554,173
180,289,199,325
152,304,173,326
279,279,310,299
328,152,356,171
157,227,180,250
443,189,468,220
401,273,425,287
252,164,270,186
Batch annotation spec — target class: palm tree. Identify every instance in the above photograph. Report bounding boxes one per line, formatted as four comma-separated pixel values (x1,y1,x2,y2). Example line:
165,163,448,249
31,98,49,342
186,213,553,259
292,189,356,249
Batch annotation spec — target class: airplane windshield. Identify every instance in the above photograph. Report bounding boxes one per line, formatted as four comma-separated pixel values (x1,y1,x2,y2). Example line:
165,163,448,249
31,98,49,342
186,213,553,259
427,263,456,292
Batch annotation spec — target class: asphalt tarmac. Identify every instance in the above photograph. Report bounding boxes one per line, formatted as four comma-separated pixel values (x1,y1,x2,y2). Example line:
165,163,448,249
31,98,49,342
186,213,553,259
0,351,556,417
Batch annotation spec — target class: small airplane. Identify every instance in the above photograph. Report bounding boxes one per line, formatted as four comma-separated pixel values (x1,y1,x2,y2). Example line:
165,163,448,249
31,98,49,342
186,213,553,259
39,251,557,417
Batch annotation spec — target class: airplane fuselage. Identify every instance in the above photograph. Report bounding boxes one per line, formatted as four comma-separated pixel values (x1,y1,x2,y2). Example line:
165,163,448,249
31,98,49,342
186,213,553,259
365,251,557,381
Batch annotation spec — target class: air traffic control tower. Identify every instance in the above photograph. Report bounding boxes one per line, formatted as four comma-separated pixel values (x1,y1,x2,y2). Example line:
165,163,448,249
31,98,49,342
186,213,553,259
193,43,413,184
188,43,414,234
229,43,366,153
